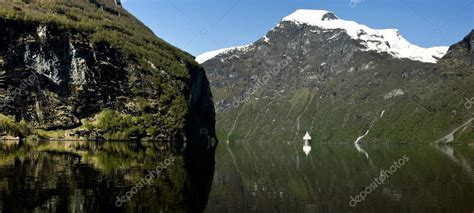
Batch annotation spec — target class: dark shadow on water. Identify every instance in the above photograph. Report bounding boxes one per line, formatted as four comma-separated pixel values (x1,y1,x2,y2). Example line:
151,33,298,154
0,139,218,213
183,141,217,213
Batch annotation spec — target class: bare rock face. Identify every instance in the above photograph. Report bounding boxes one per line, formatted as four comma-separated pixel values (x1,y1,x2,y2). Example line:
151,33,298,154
114,0,122,7
0,20,132,129
200,12,473,144
442,30,474,66
0,0,217,145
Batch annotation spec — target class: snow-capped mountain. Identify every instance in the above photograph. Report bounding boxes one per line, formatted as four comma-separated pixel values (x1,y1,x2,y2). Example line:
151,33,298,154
195,45,250,64
196,9,448,64
198,9,473,144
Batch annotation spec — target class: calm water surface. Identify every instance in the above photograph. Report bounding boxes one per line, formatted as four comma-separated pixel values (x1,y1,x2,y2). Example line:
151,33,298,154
207,142,474,213
0,140,473,212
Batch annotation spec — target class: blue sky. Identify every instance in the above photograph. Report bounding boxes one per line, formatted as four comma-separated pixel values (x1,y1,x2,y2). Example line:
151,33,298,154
122,0,473,56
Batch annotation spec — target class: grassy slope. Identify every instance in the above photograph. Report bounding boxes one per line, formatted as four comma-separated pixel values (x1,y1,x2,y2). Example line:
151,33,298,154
0,0,203,140
215,57,474,144
0,0,194,77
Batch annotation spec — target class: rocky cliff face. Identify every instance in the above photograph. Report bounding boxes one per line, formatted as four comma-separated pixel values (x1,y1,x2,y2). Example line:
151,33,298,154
1,19,130,129
441,30,474,66
200,10,473,144
0,0,217,145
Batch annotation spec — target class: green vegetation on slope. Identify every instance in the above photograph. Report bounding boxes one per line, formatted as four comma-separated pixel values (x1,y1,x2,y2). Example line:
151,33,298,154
0,114,31,138
0,0,193,79
213,54,474,144
0,0,206,140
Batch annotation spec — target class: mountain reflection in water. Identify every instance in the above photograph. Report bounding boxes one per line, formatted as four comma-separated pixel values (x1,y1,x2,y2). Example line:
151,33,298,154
206,142,474,212
1,140,474,212
0,140,215,213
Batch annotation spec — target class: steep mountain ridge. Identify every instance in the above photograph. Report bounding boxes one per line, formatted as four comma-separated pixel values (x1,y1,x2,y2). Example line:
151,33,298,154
199,10,473,144
0,0,217,144
197,10,448,64
441,30,474,66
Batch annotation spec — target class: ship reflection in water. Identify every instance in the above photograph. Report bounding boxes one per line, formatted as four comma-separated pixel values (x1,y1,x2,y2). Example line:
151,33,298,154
303,132,312,156
206,141,474,212
1,139,474,212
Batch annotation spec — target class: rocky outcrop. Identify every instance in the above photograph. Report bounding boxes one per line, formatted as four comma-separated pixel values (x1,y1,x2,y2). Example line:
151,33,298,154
0,20,127,129
441,30,474,66
0,0,217,145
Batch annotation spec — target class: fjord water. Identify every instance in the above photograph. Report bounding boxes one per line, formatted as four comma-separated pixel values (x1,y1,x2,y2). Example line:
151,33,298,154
0,140,473,212
207,142,474,212
0,140,214,212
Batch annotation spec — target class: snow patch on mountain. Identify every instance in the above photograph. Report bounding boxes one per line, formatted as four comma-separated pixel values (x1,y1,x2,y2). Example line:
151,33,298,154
283,9,448,63
384,89,405,99
195,45,250,64
196,9,449,64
